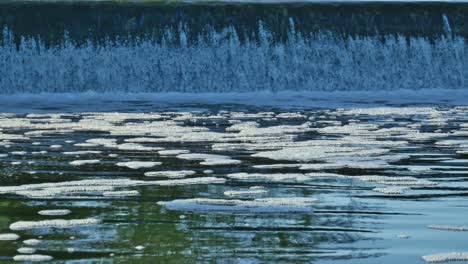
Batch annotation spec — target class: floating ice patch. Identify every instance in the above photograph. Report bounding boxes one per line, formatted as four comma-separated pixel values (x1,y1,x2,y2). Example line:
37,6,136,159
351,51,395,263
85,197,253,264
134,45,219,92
116,161,162,169
0,233,19,241
158,197,317,213
49,145,62,149
13,254,53,262
177,153,241,166
38,209,71,216
427,225,468,232
144,170,196,178
422,252,468,263
10,218,101,230
69,159,100,166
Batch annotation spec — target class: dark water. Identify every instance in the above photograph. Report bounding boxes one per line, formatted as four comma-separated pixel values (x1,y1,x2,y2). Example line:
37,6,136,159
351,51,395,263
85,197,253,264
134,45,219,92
0,1,467,47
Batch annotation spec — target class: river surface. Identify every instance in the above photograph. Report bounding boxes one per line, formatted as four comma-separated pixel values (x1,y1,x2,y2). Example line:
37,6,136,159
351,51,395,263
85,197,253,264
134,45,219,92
0,1,467,263
0,99,467,263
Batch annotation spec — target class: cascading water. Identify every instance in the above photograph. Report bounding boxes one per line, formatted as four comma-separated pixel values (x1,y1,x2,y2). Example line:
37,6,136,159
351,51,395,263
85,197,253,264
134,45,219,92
0,2,466,94
0,23,466,94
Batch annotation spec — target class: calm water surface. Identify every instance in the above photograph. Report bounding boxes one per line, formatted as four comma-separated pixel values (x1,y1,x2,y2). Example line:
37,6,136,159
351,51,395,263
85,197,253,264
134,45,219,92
0,101,466,263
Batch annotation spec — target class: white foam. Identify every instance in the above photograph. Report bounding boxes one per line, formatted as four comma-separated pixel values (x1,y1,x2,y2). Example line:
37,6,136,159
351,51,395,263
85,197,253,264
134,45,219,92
63,151,102,155
155,177,226,186
158,197,317,213
228,172,311,183
177,153,241,166
116,143,163,152
224,187,268,197
252,146,389,162
10,218,101,230
17,247,36,254
422,252,468,263
253,164,303,169
144,170,196,178
13,254,53,262
116,161,162,169
23,239,41,246
38,209,71,216
102,190,139,197
69,159,100,166
0,233,19,241
427,225,468,232
158,149,190,156
372,187,408,194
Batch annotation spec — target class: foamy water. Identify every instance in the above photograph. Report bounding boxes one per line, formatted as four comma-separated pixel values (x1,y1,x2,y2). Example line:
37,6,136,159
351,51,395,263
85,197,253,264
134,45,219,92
0,106,467,262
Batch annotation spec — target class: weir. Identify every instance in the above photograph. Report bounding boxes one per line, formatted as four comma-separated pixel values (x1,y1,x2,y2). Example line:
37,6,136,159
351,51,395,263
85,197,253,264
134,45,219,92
0,1,466,94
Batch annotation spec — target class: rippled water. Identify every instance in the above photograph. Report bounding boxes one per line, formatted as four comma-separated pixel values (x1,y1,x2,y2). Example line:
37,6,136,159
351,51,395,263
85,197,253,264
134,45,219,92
0,101,467,263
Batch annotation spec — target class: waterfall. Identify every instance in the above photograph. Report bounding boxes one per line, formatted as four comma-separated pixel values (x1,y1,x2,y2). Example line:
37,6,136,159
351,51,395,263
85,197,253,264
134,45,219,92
0,24,466,94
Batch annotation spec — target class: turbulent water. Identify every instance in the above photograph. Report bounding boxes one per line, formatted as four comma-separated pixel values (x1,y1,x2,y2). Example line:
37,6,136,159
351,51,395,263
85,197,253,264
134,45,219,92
0,2,467,94
0,26,466,93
